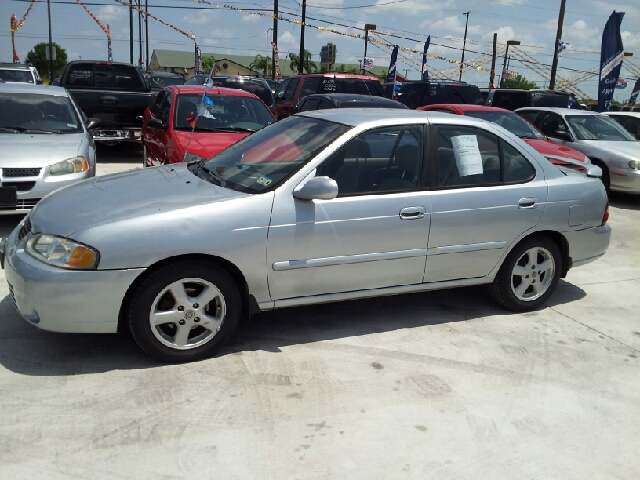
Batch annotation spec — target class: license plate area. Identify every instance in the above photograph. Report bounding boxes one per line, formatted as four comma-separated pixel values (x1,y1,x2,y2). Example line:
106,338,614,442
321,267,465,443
0,186,17,209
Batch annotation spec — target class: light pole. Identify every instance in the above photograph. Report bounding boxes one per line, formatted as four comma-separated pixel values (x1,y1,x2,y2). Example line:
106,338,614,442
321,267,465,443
459,11,470,81
500,40,520,88
363,24,376,74
46,0,53,82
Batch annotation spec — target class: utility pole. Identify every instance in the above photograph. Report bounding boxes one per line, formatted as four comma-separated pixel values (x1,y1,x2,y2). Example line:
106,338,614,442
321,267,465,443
489,32,497,88
145,0,149,69
137,0,143,70
129,2,133,64
272,0,278,79
46,0,53,81
298,0,306,74
549,0,566,90
459,11,470,81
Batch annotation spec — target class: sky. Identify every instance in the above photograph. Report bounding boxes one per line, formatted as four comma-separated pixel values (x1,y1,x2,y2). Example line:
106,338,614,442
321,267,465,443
2,0,639,100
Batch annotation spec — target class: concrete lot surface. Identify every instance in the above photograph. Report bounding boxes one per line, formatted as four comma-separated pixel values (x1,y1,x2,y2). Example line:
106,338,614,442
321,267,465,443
0,148,638,479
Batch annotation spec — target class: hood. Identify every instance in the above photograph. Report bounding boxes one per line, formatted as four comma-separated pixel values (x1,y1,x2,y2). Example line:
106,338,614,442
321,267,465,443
577,140,640,160
174,130,248,159
523,138,586,162
29,163,248,237
0,133,83,168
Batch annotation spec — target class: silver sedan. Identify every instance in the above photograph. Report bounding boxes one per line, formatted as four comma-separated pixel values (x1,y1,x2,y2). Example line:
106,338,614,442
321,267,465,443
516,107,640,193
0,83,99,213
1,109,611,362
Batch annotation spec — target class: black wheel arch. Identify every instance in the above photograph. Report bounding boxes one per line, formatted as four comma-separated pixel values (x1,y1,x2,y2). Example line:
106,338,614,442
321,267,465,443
118,253,258,334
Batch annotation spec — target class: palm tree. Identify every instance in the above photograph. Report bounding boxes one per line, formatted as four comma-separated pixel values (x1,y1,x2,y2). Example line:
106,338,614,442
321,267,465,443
288,50,317,74
250,54,271,77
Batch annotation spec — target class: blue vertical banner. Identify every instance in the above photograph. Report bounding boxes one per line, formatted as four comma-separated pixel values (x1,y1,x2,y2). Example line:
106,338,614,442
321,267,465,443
421,36,431,81
386,46,399,83
629,78,640,105
598,11,625,112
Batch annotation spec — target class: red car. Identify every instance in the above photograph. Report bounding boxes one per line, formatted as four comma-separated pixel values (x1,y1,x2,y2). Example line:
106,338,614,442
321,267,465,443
141,85,276,166
418,104,589,172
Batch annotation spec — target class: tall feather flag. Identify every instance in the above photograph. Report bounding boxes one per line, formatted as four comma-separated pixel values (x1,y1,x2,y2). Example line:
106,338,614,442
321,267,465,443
421,36,431,80
386,46,399,83
598,11,625,112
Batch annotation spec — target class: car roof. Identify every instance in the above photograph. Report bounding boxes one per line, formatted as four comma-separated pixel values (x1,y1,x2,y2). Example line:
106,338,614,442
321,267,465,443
168,84,260,98
305,93,402,103
495,89,570,94
605,111,640,118
0,83,68,96
0,63,32,70
298,108,483,127
291,73,379,80
419,104,511,113
516,107,603,116
146,71,182,77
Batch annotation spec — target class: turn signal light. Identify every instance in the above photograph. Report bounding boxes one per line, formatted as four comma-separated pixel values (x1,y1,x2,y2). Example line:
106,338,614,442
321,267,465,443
68,246,97,268
602,201,609,225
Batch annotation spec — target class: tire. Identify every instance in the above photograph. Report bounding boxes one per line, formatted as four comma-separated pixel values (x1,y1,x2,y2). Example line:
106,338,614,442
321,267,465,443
491,236,562,312
591,160,610,193
127,261,242,362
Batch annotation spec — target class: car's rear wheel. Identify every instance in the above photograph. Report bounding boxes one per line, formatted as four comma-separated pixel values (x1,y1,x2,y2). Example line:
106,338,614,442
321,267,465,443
491,236,561,312
127,261,241,362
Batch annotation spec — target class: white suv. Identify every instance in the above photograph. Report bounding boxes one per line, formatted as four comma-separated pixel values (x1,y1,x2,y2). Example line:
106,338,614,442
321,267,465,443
0,64,41,84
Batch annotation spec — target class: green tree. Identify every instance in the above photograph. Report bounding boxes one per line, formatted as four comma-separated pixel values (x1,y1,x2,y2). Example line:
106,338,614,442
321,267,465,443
25,42,67,80
201,55,216,73
250,54,271,77
501,74,537,89
288,50,317,74
377,70,388,83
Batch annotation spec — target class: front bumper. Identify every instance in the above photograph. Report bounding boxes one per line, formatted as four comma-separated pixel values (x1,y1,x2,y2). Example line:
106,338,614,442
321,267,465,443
610,167,640,193
0,170,94,214
3,224,145,334
92,128,142,143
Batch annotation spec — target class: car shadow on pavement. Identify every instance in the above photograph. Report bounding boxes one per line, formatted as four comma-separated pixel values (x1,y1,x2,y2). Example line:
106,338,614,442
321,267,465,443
609,191,640,211
221,280,586,355
0,281,586,376
96,142,142,164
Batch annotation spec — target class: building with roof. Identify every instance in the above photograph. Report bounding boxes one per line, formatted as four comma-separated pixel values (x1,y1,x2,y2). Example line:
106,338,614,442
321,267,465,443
149,49,387,80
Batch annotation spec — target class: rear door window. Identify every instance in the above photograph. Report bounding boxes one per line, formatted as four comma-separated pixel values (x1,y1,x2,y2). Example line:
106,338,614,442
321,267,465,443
300,77,322,97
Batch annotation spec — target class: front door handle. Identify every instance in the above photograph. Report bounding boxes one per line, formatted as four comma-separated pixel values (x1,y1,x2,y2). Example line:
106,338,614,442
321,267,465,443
518,197,538,209
399,206,426,220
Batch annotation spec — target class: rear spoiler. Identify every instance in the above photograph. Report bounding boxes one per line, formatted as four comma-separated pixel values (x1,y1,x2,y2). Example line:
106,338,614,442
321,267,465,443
546,156,602,178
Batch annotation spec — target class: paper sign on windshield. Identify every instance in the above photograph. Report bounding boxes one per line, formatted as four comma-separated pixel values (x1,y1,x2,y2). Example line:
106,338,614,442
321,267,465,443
452,135,483,177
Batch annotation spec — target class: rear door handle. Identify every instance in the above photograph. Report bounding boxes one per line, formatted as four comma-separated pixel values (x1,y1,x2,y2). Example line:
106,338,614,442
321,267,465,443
518,197,537,209
100,96,118,104
399,206,426,220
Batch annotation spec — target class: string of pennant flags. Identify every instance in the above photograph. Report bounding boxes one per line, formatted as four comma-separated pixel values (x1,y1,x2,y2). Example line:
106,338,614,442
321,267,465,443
114,1,196,40
76,0,113,62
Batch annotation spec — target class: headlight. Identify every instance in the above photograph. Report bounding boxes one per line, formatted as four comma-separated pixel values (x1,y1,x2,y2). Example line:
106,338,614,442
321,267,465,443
49,156,88,176
629,160,640,170
183,152,206,163
26,234,99,270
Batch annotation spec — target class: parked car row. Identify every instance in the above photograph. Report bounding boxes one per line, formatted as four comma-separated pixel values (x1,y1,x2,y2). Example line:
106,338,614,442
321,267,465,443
2,108,611,362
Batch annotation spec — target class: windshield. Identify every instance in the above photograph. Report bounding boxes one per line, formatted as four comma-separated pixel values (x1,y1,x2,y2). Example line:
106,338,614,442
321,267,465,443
566,115,636,141
464,110,544,139
193,116,349,194
148,75,184,89
174,93,275,132
0,68,34,83
0,93,83,133
209,79,274,107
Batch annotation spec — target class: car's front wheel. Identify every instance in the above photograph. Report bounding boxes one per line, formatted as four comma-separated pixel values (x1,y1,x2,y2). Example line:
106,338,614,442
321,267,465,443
127,261,241,362
491,236,562,312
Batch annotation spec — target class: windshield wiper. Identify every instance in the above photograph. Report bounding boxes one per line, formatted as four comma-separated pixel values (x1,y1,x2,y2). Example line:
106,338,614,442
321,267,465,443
188,162,225,187
3,126,62,134
199,126,258,133
0,127,19,133
518,135,541,140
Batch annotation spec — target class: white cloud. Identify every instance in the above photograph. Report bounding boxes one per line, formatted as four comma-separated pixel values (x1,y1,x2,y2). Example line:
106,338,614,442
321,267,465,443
425,16,481,36
242,15,260,23
182,10,217,26
279,31,299,53
98,6,125,22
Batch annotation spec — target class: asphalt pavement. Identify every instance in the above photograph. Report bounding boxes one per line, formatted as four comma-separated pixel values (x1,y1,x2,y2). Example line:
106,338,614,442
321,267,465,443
0,146,638,479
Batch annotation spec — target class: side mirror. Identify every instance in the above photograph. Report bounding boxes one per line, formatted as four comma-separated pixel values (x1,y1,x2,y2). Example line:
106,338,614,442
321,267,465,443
554,130,573,141
86,118,100,130
146,118,167,130
293,176,339,201
36,79,43,85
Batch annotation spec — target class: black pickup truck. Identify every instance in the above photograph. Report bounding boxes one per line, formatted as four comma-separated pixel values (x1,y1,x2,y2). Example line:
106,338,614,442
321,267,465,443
59,61,155,144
